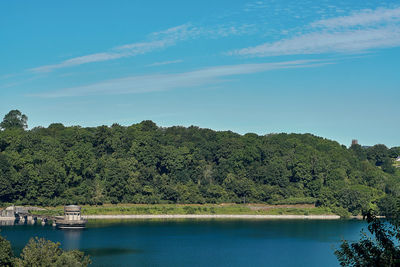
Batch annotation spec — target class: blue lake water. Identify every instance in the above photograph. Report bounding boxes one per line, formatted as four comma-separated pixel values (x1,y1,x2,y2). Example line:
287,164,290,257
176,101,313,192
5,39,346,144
0,219,367,266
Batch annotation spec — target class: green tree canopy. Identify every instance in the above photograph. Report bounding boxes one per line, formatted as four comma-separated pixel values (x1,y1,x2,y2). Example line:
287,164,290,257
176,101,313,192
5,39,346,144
0,110,28,130
14,237,91,267
0,234,13,267
0,111,399,214
0,234,91,267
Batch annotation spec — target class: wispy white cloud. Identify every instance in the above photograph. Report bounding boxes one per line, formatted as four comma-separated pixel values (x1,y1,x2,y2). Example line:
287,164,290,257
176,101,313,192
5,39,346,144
203,24,257,37
29,22,257,73
31,52,128,73
149,24,202,42
0,75,41,90
32,60,327,98
30,24,196,73
0,73,17,80
230,6,400,57
232,27,400,57
311,7,400,28
147,60,183,67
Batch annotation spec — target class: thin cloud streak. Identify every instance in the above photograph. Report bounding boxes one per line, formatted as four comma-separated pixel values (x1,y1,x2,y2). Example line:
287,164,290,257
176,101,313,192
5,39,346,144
29,22,255,73
30,24,195,73
32,60,327,98
230,6,400,57
30,52,127,73
232,27,400,57
147,60,183,67
311,7,400,28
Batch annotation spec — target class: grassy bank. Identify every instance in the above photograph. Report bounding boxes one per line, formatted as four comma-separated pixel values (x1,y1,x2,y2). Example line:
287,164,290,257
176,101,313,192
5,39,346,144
31,204,333,217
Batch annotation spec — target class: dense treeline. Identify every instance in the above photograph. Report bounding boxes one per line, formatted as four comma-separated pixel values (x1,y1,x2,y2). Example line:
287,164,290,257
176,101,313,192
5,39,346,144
0,110,399,215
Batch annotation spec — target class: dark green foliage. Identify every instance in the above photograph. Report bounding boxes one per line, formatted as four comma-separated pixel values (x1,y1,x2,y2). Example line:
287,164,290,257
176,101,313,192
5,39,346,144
337,185,377,216
0,234,13,266
0,111,399,214
14,237,91,267
0,234,90,267
336,196,400,266
335,211,400,266
349,144,367,161
367,144,390,166
0,110,27,130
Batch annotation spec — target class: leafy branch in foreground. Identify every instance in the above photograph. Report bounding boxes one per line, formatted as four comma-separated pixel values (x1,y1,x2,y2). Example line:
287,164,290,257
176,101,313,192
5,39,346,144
335,210,400,266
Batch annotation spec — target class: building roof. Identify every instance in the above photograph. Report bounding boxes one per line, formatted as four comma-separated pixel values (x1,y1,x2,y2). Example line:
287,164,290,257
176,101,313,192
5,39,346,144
64,205,81,212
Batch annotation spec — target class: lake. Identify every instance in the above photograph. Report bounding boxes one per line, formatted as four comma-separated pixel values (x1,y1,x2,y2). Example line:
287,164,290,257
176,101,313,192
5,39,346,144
1,219,366,266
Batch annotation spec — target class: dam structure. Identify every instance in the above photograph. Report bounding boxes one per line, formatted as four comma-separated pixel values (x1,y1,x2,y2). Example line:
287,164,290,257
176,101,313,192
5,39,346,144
55,205,87,229
0,205,87,228
0,206,54,226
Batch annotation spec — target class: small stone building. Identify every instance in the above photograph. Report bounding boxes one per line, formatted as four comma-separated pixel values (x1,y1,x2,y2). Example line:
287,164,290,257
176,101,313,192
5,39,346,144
56,205,86,228
64,205,82,221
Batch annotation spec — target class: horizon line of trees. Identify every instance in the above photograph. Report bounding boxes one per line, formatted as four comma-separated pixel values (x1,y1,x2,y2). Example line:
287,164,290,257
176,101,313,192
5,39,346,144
1,110,399,216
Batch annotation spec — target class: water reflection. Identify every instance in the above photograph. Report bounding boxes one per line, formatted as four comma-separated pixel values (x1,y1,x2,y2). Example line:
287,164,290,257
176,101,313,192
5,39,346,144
1,219,367,267
0,220,15,226
62,229,83,250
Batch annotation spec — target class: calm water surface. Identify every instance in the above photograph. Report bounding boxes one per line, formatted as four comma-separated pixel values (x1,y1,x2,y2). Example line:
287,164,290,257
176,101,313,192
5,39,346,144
1,219,366,267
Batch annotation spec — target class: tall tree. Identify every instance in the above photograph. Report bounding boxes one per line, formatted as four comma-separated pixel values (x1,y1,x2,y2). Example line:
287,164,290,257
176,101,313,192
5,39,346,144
0,110,28,130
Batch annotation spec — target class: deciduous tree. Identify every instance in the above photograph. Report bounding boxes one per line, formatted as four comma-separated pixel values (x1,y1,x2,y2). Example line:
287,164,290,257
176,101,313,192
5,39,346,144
0,110,28,130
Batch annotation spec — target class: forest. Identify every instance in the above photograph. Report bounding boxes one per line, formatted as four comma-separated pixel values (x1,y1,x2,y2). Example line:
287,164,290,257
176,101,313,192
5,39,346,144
0,110,399,216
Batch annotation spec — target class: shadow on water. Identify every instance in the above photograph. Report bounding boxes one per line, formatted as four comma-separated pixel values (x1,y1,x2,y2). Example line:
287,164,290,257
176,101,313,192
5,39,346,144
82,248,143,257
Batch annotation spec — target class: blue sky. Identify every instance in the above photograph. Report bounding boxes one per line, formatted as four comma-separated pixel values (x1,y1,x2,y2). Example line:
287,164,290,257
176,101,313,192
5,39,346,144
1,0,399,147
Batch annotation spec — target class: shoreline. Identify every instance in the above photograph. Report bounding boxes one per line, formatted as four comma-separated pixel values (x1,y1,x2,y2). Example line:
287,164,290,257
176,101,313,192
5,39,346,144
82,214,342,220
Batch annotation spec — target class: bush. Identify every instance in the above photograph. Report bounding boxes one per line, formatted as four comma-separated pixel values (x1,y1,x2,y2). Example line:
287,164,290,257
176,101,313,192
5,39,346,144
331,206,351,218
0,234,91,267
14,237,91,267
0,234,13,266
183,206,196,214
